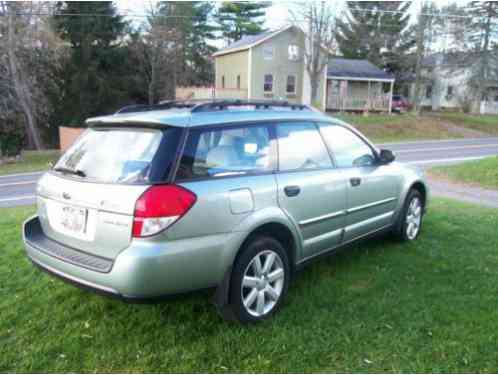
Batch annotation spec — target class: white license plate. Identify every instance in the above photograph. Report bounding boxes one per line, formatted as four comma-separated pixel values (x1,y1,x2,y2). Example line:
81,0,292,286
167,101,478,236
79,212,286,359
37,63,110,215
60,205,87,234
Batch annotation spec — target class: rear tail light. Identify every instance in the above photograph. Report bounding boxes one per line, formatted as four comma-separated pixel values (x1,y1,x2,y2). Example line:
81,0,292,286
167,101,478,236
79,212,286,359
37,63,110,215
132,185,197,238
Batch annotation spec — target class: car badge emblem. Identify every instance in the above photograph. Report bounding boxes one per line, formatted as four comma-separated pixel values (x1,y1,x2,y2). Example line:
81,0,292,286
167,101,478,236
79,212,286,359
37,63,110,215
62,192,71,200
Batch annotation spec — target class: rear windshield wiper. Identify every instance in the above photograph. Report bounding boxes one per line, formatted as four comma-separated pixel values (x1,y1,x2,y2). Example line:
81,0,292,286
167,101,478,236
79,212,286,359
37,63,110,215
53,166,86,178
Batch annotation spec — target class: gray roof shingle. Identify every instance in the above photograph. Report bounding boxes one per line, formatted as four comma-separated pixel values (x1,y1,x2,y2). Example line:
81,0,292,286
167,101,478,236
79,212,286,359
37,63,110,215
213,26,295,56
328,58,394,80
216,31,274,53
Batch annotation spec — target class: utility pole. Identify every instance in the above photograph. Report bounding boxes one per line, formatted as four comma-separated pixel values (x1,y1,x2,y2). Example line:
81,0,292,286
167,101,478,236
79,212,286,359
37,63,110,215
413,0,426,115
476,2,492,108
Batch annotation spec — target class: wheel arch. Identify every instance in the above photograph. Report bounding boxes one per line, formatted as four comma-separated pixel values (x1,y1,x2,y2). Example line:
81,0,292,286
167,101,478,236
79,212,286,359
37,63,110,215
237,221,298,272
213,212,301,319
408,180,428,209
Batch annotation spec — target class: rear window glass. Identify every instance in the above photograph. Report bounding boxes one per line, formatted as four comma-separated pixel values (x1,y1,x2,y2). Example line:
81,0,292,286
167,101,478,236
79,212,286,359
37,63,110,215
54,127,180,184
176,124,273,180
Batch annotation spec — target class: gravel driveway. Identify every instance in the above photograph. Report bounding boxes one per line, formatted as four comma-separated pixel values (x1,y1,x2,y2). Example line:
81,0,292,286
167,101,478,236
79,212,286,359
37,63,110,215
427,175,498,209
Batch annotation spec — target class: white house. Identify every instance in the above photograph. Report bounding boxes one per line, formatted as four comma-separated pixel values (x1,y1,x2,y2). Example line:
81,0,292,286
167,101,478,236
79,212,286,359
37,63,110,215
403,52,498,114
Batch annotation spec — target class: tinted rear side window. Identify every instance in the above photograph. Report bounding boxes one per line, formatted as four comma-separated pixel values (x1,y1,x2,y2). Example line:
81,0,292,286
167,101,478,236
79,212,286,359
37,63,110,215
54,127,182,184
176,124,273,180
276,122,332,171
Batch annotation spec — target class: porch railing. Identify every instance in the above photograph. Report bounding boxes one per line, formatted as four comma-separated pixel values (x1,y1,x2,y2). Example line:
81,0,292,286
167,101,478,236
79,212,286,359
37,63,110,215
327,94,391,111
480,101,498,115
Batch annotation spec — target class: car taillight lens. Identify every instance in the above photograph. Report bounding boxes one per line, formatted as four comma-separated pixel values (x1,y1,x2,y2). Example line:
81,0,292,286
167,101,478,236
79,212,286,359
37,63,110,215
132,185,197,238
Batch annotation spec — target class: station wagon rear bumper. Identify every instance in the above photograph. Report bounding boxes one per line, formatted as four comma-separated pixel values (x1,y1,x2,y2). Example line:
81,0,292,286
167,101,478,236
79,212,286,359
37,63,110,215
23,216,235,300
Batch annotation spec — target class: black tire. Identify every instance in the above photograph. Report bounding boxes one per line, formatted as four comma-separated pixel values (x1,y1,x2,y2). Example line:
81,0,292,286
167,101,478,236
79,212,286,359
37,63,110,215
228,235,290,324
394,189,424,241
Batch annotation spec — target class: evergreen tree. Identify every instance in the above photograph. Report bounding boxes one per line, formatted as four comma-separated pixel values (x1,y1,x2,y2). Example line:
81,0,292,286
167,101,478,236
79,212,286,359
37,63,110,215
54,1,128,124
188,2,217,84
216,1,271,43
158,2,217,87
336,1,414,77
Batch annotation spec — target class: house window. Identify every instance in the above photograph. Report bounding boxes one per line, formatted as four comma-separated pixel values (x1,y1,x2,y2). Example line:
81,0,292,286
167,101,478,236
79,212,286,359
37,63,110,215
264,74,273,93
263,45,273,60
425,85,432,99
288,44,299,61
331,80,340,95
221,75,225,89
403,86,410,98
286,75,296,94
447,85,453,97
236,75,241,90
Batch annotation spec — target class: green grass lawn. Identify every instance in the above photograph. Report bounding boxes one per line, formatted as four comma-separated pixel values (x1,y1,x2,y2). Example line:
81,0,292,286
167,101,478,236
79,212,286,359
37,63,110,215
2,200,498,372
431,156,498,190
434,113,498,135
0,150,60,176
333,113,470,144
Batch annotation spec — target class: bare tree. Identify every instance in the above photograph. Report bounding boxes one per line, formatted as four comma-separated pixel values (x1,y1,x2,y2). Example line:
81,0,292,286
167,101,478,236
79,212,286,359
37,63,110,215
412,8,427,114
412,2,441,114
292,2,336,105
0,2,65,150
130,2,184,104
1,2,43,149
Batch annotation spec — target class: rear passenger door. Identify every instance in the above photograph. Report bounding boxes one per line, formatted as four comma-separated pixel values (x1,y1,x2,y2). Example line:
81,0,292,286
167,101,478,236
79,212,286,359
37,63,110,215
274,122,347,261
318,123,398,242
173,123,279,240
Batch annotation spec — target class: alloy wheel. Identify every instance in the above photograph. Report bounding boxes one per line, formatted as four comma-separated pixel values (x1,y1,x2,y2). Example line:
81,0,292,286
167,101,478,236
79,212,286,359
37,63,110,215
241,250,285,317
406,197,422,240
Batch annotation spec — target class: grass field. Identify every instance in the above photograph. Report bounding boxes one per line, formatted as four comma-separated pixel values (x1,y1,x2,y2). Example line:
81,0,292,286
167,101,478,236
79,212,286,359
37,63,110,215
2,200,498,372
333,113,498,143
430,156,498,190
0,150,60,176
434,113,498,135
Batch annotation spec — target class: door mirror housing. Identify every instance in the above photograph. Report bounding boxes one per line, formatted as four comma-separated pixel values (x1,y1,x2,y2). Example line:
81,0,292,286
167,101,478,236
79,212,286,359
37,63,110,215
378,149,395,164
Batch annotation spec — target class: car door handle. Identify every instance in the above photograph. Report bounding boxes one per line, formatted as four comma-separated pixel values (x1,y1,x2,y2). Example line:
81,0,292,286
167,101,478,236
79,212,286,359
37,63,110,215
284,185,301,197
350,177,362,187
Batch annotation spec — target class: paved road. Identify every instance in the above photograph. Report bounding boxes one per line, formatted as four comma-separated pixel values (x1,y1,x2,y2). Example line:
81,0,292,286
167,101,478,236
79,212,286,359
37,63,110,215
379,137,498,165
1,137,498,208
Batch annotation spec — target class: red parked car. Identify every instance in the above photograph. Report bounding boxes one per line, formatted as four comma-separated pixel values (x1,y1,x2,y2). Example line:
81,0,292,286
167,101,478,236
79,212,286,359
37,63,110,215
392,95,409,113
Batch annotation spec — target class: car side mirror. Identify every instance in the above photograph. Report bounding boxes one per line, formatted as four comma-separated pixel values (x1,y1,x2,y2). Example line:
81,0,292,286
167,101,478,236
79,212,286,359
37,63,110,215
378,149,395,164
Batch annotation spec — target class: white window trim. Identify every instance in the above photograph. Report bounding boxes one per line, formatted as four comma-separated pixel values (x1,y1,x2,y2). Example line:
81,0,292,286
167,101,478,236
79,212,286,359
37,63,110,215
286,74,297,95
288,44,299,61
264,74,274,94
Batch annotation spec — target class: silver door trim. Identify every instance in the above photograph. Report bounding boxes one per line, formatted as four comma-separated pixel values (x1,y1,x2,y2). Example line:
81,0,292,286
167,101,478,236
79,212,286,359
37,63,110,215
298,210,347,226
346,197,397,214
298,197,396,227
344,211,394,233
297,223,393,264
303,228,343,248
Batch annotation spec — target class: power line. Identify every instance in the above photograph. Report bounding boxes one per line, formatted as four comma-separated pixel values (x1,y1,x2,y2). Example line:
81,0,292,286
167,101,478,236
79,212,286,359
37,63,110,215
348,7,474,20
5,6,477,21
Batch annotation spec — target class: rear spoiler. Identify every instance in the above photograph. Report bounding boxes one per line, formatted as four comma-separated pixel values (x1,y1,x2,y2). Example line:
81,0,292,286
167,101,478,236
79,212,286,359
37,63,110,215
86,118,173,130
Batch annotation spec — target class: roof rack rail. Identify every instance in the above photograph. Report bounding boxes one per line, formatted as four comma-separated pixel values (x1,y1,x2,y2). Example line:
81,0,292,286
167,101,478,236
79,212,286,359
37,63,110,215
115,99,313,115
191,99,312,113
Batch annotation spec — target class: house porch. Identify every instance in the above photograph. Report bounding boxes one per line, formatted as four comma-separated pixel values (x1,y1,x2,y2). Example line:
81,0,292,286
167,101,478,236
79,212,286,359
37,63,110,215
326,77,394,113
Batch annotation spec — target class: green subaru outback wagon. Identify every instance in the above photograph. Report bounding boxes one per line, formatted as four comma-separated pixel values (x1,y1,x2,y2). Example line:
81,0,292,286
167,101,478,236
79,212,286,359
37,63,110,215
23,100,428,323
